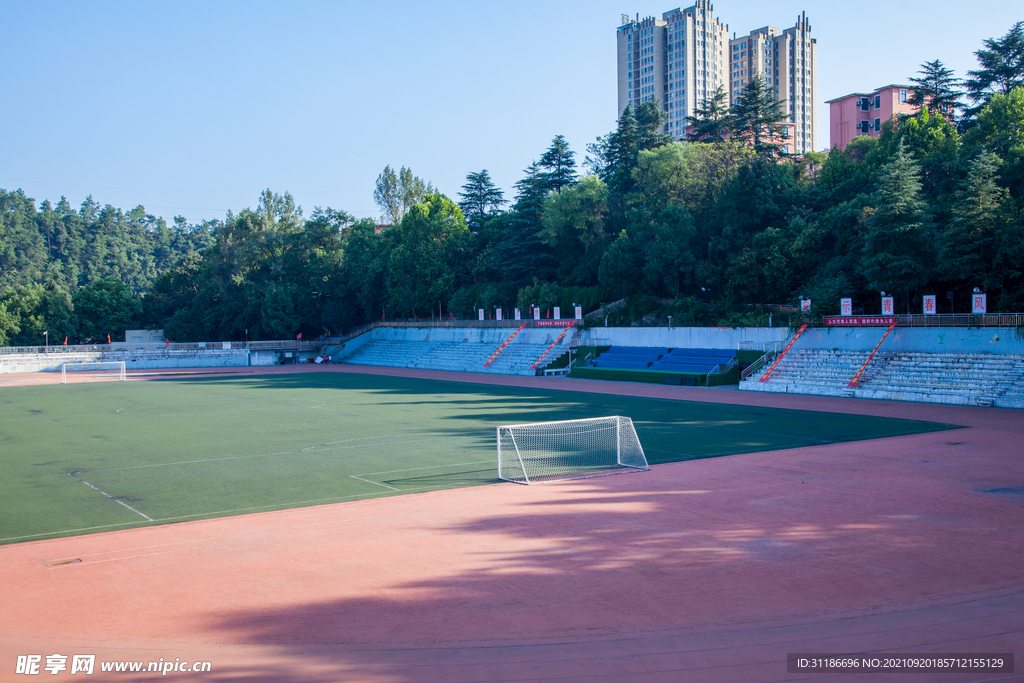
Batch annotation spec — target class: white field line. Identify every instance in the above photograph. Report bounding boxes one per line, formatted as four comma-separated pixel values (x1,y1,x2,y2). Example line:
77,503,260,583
10,438,491,543
67,473,153,521
1,520,151,543
350,475,400,491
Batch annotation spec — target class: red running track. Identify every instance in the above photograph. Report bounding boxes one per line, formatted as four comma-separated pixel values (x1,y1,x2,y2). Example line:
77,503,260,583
1,364,1022,682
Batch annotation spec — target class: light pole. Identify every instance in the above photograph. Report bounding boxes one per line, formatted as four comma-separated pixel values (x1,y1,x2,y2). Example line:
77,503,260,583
44,330,48,353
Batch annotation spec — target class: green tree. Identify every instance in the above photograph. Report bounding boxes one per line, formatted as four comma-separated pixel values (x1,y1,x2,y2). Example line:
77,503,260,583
373,166,434,225
541,175,609,285
72,278,142,343
598,229,645,297
963,86,1024,158
537,135,578,193
939,153,1011,292
908,59,962,117
385,193,470,318
686,86,731,142
729,77,789,157
860,141,932,310
964,22,1024,121
458,170,506,231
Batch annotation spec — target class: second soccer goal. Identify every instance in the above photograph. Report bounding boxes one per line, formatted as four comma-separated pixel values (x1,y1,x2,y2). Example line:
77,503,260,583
497,415,649,485
60,361,127,384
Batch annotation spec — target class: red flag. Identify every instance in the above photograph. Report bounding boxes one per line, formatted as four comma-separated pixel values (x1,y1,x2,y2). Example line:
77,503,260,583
165,339,170,348
296,332,302,340
63,336,68,345
107,334,111,344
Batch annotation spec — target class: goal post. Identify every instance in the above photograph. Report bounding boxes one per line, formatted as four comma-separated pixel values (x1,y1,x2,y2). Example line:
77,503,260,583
497,415,649,485
61,360,127,384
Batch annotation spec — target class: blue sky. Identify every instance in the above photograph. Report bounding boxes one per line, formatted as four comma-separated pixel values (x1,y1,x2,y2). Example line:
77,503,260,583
1,1,1020,225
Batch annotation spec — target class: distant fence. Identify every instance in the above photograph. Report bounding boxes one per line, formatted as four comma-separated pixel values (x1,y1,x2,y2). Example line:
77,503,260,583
0,339,325,356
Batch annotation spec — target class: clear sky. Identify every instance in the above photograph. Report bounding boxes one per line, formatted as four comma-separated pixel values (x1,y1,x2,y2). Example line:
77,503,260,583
1,1,1020,226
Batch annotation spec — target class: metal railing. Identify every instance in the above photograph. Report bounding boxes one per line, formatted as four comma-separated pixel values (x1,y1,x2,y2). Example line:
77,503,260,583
740,348,778,381
0,339,324,356
894,313,1023,327
803,313,1024,328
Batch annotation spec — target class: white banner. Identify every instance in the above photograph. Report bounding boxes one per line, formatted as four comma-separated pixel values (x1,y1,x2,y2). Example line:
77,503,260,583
801,299,811,312
923,295,936,315
533,307,540,321
574,306,583,320
841,298,852,316
496,308,502,321
972,293,987,314
881,296,894,315
553,306,561,320
514,308,521,321
478,309,484,321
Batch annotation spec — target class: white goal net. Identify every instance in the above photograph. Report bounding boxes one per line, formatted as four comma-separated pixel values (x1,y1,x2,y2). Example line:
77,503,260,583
497,415,649,485
61,361,127,384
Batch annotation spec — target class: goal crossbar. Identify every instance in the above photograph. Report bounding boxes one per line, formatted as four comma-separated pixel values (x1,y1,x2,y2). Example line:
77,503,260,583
497,415,648,485
61,361,127,384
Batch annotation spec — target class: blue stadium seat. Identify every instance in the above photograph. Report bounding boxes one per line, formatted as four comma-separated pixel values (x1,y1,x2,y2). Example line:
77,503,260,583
608,347,670,356
599,353,663,363
592,360,652,369
658,355,733,365
667,348,736,358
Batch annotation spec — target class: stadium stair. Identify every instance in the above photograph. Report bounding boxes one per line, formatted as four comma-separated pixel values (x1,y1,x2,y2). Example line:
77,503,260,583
343,338,568,376
742,348,1024,407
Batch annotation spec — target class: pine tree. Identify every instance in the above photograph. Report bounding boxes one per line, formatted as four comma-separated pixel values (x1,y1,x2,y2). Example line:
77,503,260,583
939,152,1009,289
686,86,731,142
458,170,506,231
908,59,962,117
964,22,1024,121
729,77,789,157
860,140,932,309
537,135,577,193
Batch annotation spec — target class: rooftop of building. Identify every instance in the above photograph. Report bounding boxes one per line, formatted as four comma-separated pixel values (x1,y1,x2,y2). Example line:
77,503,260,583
825,85,915,104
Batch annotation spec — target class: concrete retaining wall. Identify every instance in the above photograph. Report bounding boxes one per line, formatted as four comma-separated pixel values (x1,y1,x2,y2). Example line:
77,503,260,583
795,327,1024,355
0,349,249,373
0,352,103,374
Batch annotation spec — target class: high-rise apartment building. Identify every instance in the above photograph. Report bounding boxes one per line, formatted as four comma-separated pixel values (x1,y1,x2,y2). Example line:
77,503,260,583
617,5,817,154
617,1,728,139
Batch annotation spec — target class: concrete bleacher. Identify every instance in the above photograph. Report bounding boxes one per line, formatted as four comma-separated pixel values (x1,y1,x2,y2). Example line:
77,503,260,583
743,347,1024,407
342,335,565,377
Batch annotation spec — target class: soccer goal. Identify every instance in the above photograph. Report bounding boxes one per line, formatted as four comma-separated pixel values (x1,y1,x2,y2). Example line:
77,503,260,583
60,360,127,384
497,415,649,485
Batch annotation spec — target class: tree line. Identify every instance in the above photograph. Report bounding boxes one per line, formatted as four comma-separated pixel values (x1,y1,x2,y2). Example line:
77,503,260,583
2,22,1022,344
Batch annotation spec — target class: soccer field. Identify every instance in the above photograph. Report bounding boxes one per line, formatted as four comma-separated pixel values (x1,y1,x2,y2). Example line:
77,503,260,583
0,372,957,544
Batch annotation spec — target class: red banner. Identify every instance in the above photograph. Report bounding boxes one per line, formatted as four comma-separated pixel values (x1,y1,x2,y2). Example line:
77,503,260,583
535,320,575,327
824,316,897,326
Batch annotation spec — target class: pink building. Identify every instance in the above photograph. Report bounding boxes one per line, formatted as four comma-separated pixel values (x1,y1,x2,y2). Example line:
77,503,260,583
826,84,918,151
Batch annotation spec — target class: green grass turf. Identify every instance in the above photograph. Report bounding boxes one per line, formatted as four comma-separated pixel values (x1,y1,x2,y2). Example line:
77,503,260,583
0,372,960,545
